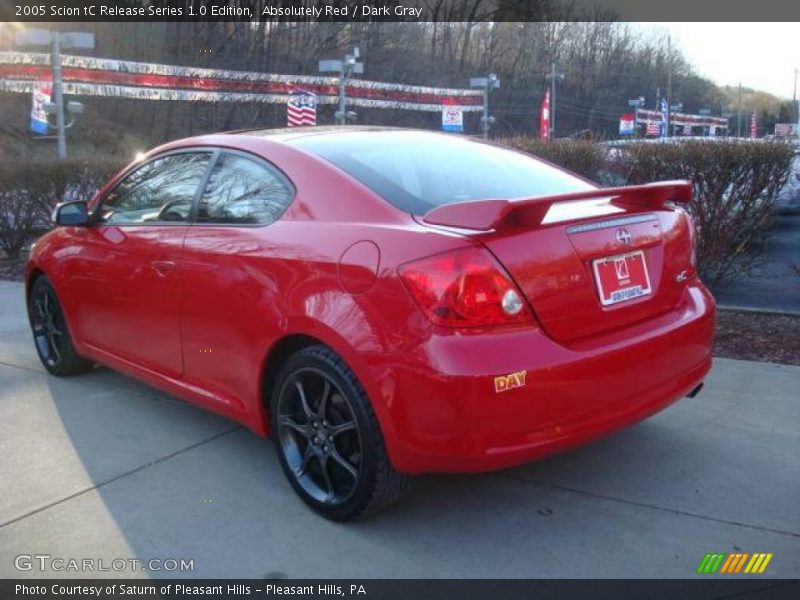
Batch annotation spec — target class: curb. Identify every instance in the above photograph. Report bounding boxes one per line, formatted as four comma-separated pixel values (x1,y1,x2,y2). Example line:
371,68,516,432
716,304,800,318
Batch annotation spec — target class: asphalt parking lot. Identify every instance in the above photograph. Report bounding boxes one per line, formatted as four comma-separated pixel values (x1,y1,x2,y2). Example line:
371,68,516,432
0,280,798,579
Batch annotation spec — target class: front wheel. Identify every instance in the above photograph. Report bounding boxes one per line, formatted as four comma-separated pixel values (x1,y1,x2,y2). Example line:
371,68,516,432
28,276,94,376
270,345,408,520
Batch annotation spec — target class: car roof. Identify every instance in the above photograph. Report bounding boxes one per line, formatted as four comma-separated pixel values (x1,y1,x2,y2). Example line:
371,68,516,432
173,126,451,148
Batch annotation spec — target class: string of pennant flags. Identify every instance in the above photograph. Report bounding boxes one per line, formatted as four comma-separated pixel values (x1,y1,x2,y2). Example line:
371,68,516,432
3,51,761,138
0,51,484,114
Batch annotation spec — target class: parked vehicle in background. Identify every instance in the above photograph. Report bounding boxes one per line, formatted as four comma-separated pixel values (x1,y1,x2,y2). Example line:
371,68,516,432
603,137,800,214
26,128,714,520
775,139,800,214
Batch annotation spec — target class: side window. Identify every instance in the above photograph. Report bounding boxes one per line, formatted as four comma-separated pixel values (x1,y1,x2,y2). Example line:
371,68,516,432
99,153,211,225
198,153,293,225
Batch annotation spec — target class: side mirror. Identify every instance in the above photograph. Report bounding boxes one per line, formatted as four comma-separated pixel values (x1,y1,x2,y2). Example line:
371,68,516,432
52,200,90,227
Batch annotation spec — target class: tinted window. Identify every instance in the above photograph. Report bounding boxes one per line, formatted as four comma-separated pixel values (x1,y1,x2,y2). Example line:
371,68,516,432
292,131,595,214
99,153,211,224
198,153,293,225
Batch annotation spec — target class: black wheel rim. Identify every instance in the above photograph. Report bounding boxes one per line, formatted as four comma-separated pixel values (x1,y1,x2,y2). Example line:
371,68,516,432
276,367,362,506
30,286,65,368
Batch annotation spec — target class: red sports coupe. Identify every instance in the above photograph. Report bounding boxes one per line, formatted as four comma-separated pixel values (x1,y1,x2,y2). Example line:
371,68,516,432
26,128,714,520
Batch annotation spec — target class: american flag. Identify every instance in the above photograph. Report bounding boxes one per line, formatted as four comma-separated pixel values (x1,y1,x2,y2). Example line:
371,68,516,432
287,89,317,127
645,121,661,136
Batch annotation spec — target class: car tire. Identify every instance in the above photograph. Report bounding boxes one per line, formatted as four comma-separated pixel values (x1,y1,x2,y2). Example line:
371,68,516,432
28,276,94,376
270,345,408,520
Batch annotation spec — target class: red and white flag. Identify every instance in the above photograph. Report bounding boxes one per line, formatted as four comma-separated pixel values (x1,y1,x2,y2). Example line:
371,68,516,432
287,89,317,127
539,89,550,140
749,111,757,138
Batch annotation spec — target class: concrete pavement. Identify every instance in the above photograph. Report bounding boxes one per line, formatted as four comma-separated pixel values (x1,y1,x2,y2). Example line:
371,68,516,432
0,280,798,578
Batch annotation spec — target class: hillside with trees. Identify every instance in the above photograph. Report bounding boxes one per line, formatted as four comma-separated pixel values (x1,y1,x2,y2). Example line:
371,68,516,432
0,17,795,158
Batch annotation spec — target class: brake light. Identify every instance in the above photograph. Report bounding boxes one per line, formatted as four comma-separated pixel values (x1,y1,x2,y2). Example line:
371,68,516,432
677,206,698,273
399,247,536,329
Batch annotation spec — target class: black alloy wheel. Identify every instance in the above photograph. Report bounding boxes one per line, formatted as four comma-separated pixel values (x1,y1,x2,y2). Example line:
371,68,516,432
271,345,407,520
28,276,94,376
277,366,363,505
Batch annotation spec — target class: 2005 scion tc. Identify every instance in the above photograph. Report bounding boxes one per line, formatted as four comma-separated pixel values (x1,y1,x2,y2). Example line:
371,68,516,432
26,128,714,520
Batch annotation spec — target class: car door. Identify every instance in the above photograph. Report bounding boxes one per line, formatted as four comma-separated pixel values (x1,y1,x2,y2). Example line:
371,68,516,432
180,150,295,408
68,150,213,378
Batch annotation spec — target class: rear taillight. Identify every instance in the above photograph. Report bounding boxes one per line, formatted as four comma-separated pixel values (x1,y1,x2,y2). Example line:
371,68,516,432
399,247,536,329
678,206,698,273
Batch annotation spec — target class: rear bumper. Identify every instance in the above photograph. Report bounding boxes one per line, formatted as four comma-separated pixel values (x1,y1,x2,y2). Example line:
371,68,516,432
378,282,715,474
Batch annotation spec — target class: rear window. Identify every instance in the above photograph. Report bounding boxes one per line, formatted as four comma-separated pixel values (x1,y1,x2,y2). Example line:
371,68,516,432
292,131,595,214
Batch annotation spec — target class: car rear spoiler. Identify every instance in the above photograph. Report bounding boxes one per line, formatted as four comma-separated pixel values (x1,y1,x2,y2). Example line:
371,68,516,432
421,180,692,231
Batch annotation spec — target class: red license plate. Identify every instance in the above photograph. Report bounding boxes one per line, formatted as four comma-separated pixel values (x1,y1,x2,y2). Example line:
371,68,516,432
592,250,652,306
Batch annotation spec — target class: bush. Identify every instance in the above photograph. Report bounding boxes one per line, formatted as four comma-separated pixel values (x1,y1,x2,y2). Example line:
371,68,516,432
502,138,794,283
613,140,794,283
501,137,606,181
0,158,123,259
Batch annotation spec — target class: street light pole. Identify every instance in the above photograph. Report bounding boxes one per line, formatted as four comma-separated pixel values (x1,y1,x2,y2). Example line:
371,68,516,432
338,69,347,125
51,33,66,159
470,73,500,139
319,47,363,125
482,85,489,139
737,82,742,137
15,29,94,159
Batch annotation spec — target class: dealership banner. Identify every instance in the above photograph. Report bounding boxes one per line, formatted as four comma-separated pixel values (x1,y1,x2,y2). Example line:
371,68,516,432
441,98,464,132
618,113,635,135
29,77,51,134
0,52,483,113
635,108,728,129
775,123,799,137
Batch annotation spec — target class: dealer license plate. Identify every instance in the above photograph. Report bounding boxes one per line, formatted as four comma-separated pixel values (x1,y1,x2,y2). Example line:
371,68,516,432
592,250,652,306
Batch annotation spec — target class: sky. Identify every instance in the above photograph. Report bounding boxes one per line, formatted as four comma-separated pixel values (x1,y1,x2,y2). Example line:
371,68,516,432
638,23,800,99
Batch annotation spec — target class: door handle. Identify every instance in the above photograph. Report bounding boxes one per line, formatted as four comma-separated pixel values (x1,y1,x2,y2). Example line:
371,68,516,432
151,260,176,277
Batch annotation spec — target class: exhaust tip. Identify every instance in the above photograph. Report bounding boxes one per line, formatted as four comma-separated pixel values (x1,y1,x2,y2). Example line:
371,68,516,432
687,383,704,398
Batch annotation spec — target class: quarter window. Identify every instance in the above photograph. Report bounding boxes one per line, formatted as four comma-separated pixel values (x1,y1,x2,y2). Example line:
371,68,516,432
99,153,211,224
198,153,293,225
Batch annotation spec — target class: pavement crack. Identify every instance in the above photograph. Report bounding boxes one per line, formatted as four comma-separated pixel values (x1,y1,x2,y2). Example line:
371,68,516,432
500,473,800,539
0,425,242,529
0,359,47,376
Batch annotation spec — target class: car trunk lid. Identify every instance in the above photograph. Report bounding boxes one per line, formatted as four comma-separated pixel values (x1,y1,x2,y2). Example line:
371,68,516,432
420,181,695,343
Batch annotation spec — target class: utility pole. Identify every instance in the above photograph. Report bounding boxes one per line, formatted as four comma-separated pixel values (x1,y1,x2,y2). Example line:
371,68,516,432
666,37,672,137
545,61,564,139
794,68,799,124
737,83,742,137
